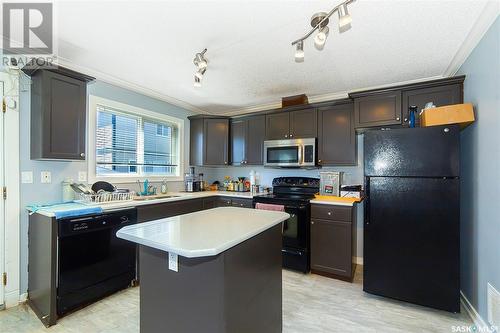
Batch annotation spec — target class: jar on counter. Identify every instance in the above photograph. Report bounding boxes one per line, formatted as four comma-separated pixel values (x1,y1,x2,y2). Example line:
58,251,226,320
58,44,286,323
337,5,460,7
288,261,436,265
62,178,74,202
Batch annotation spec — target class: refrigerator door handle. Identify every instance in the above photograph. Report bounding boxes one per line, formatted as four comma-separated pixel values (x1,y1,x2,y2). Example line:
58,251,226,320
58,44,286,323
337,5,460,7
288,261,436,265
364,177,370,225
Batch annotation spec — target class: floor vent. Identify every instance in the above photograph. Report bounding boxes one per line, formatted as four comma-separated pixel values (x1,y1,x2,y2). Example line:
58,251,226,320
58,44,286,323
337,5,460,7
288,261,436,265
488,283,500,329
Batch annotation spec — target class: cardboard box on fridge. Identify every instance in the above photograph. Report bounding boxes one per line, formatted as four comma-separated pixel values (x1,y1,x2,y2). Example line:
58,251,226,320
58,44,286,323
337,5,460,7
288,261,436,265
419,103,475,129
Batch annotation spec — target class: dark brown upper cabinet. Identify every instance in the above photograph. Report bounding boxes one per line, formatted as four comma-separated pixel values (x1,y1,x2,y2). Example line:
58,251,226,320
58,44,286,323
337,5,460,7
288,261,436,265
265,112,290,140
26,66,94,160
317,102,356,166
350,76,465,130
353,91,402,129
189,116,229,166
265,108,317,140
231,115,266,165
402,84,462,127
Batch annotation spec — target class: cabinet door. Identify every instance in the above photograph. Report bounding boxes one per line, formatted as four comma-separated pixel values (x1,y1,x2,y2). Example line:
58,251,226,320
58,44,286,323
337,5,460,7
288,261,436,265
42,71,87,159
318,103,356,166
310,218,352,277
204,118,229,165
354,92,402,128
202,197,217,210
137,199,204,222
265,113,290,140
289,109,317,138
402,84,462,127
245,115,265,165
230,119,246,165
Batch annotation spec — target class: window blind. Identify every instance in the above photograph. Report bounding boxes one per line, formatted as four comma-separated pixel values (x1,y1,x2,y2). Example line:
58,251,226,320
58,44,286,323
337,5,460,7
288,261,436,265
95,105,179,177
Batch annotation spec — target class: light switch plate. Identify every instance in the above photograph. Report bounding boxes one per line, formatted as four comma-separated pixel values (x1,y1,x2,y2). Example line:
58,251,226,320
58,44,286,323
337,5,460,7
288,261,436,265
168,253,178,272
78,171,87,182
40,171,51,184
21,171,33,184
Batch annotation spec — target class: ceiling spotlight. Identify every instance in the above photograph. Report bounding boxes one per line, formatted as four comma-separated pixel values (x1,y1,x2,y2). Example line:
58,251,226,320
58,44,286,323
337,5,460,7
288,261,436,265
195,68,206,80
295,41,304,62
194,76,201,88
314,26,329,50
193,48,208,88
338,4,352,33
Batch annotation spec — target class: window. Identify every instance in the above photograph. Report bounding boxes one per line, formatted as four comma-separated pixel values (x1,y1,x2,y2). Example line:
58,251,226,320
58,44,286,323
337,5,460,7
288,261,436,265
89,96,183,182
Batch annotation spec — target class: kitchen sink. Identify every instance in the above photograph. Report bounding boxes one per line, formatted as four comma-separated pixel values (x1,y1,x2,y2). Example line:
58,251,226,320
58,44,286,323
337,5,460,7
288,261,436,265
133,194,181,201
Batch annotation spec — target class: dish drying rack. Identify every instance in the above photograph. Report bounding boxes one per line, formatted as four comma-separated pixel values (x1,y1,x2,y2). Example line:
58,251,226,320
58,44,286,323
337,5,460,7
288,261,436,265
78,192,133,205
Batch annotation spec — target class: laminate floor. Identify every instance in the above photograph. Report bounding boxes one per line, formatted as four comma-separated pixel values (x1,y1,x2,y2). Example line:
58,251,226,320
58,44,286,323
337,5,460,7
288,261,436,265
0,267,472,333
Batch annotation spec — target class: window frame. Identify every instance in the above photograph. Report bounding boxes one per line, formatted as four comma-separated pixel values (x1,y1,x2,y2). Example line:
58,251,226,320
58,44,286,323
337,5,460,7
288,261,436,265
88,95,184,183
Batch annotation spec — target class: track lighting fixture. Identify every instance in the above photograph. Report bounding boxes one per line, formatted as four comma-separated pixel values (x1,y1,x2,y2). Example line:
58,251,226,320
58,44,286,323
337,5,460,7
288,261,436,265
193,48,208,87
291,0,355,62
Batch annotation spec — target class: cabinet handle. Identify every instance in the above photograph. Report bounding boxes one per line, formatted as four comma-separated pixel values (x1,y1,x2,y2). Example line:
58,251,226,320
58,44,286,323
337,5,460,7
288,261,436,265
224,161,227,164
80,152,85,158
311,221,314,225
327,212,332,216
404,118,408,122
396,117,400,121
285,134,288,138
289,134,293,138
318,159,322,164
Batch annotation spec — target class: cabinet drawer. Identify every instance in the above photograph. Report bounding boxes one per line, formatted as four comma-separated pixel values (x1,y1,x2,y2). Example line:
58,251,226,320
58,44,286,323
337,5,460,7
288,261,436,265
311,205,352,222
231,198,253,208
215,197,232,207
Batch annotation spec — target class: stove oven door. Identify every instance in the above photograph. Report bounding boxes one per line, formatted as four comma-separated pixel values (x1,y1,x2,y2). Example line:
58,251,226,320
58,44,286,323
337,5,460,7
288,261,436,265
282,204,309,250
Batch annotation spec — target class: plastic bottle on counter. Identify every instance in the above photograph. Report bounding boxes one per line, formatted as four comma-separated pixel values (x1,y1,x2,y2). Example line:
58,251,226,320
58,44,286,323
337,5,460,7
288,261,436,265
62,178,74,202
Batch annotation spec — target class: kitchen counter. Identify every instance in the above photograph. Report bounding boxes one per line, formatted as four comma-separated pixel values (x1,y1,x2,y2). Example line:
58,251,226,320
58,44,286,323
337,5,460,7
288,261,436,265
116,207,289,257
310,197,361,206
119,207,287,333
29,191,263,218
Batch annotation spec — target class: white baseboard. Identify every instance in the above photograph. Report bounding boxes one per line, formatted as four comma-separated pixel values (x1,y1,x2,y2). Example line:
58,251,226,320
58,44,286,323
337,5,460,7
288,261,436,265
354,256,364,265
2,291,27,308
461,291,496,332
19,292,27,303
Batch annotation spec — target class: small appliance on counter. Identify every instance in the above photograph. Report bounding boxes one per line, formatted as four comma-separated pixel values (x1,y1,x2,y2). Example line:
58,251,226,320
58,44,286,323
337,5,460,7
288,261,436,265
340,185,363,198
319,171,343,196
184,167,202,192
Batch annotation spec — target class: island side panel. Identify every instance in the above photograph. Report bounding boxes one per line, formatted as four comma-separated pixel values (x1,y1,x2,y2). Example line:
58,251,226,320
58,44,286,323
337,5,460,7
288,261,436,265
223,223,283,333
139,246,226,333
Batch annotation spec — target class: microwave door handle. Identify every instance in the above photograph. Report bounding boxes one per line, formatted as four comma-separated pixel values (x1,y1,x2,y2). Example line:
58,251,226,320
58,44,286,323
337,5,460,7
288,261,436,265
298,145,303,164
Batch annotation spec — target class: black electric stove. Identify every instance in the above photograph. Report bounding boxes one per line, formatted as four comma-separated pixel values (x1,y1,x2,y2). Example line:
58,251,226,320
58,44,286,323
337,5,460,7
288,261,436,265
253,177,319,273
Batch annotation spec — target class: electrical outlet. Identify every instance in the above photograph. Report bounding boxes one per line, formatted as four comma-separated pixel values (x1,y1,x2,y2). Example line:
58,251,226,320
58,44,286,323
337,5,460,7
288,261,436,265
78,171,87,182
21,171,33,184
40,171,51,184
168,253,178,272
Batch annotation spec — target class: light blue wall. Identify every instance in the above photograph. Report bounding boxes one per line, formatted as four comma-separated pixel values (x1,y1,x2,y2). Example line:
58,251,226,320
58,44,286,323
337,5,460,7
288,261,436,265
457,17,499,321
198,135,365,258
19,78,195,293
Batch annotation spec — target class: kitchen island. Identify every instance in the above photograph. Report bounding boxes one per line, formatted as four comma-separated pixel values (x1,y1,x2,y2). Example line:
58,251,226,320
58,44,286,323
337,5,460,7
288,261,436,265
117,207,289,333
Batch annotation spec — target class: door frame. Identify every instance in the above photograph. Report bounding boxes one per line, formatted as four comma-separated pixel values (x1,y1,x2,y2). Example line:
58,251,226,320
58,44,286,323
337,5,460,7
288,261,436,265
0,70,21,308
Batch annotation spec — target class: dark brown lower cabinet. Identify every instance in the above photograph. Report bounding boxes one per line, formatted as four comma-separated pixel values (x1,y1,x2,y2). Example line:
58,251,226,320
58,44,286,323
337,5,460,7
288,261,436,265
215,197,233,207
310,204,356,281
231,197,253,208
137,199,204,223
202,197,217,209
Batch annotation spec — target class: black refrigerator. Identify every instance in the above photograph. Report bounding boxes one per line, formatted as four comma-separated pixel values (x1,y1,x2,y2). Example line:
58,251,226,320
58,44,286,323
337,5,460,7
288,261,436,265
363,125,460,312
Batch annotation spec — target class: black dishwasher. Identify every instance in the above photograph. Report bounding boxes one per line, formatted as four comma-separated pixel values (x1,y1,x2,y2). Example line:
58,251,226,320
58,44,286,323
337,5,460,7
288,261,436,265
57,209,137,315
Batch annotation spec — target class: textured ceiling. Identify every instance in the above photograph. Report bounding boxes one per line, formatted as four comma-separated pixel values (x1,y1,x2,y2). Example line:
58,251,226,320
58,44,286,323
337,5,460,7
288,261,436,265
52,0,489,114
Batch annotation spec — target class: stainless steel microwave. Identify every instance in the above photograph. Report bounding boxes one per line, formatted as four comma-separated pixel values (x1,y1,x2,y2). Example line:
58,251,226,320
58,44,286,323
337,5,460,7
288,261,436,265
263,138,316,167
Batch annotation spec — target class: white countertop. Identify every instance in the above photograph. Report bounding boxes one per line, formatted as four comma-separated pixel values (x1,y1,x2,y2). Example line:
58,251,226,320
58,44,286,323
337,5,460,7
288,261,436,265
116,207,289,258
309,198,358,206
30,191,263,217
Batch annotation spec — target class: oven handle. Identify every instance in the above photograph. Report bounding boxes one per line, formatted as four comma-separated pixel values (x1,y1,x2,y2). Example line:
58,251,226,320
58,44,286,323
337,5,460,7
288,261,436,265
298,145,303,165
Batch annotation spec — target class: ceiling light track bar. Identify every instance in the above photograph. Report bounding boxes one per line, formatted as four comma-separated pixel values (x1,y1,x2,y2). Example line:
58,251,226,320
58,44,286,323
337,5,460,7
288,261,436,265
291,0,355,46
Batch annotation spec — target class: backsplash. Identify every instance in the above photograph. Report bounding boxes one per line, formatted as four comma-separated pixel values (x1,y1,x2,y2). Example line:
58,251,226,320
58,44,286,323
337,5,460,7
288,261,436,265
197,135,364,187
